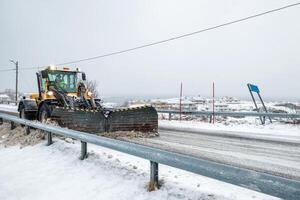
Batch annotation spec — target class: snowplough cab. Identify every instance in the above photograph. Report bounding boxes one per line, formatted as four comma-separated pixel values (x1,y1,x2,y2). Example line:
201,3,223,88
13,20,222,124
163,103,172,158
18,65,158,135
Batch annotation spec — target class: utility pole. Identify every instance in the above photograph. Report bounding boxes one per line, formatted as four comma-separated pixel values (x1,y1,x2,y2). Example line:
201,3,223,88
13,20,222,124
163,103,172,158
10,60,18,105
212,81,215,124
179,82,183,121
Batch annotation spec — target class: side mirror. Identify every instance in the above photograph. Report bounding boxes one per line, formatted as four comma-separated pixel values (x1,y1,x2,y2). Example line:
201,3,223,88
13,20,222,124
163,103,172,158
41,71,48,78
82,73,86,81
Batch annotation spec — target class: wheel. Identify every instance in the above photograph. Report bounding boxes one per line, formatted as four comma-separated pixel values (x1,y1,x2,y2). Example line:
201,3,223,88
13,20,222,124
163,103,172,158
38,103,52,123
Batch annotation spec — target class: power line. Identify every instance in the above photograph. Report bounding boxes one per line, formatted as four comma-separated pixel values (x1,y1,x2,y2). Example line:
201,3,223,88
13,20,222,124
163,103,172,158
0,68,15,72
0,66,38,72
1,2,299,69
56,2,300,66
19,66,39,70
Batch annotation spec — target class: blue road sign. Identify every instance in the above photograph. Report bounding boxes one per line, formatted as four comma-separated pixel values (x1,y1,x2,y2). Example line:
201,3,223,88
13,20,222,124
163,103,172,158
248,84,260,93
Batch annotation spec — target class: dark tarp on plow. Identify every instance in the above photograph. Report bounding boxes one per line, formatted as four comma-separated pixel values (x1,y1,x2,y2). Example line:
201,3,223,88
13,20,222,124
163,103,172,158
51,106,158,134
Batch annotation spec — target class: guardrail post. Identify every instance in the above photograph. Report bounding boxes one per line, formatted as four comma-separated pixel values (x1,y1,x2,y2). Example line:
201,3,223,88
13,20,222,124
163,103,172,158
25,125,30,135
168,113,172,120
10,122,15,130
0,118,3,125
148,161,159,191
80,141,88,160
47,132,53,146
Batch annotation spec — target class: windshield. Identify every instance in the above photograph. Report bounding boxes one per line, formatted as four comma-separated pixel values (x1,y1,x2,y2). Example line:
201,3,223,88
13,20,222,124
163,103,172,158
48,71,77,93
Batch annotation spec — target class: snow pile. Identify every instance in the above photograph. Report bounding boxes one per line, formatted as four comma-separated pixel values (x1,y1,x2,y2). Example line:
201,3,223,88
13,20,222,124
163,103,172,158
100,131,159,139
0,123,44,148
0,125,278,200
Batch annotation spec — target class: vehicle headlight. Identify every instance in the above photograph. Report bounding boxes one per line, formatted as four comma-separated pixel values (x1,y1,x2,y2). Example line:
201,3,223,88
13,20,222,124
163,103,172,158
49,65,56,71
87,91,93,97
47,91,54,96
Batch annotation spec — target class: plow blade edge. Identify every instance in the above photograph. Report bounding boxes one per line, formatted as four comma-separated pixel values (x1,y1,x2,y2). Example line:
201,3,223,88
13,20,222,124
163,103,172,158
107,106,158,133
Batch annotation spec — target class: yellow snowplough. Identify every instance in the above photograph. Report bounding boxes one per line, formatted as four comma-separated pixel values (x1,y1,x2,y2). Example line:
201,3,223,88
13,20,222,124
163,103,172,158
18,65,158,134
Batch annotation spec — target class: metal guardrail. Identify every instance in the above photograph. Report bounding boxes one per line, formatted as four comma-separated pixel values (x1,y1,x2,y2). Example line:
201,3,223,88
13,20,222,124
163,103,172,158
158,109,300,119
0,113,300,199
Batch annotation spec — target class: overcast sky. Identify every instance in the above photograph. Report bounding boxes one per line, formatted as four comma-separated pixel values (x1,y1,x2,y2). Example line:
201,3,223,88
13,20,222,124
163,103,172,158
0,0,299,101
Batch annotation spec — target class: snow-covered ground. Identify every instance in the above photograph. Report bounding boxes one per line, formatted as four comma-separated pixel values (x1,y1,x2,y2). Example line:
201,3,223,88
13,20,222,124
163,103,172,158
159,119,300,143
0,103,295,199
0,103,17,113
0,130,278,200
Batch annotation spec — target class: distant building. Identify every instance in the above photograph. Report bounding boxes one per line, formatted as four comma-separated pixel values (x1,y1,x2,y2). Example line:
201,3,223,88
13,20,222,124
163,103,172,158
207,100,232,112
0,94,10,103
190,96,207,104
151,98,197,111
126,100,150,108
220,96,240,104
214,103,231,112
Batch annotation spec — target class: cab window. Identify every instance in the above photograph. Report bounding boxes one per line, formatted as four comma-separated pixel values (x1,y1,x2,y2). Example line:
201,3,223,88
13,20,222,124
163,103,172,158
47,71,77,93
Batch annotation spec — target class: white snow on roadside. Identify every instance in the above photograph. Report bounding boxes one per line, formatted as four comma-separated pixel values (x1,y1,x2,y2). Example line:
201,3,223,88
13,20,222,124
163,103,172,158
0,104,18,113
0,103,295,199
0,138,278,200
159,119,300,140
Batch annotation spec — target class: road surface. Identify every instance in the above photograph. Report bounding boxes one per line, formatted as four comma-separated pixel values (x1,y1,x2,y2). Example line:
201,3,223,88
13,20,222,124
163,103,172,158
127,128,300,181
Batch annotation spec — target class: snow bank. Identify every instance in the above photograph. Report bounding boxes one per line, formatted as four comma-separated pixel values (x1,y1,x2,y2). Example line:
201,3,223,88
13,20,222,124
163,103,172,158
0,133,277,199
0,104,18,113
159,120,300,144
0,123,44,147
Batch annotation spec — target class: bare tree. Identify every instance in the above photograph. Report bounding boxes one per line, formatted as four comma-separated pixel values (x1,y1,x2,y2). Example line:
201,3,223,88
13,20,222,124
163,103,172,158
86,80,100,98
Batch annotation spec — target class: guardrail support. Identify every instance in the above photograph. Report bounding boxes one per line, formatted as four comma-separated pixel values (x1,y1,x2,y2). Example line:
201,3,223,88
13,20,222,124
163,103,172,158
10,122,15,130
0,118,3,125
47,132,53,146
148,161,159,191
25,125,30,135
80,141,88,160
168,113,172,120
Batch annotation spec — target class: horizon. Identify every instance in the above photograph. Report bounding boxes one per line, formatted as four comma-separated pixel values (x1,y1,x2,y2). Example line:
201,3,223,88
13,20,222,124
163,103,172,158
1,1,300,101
